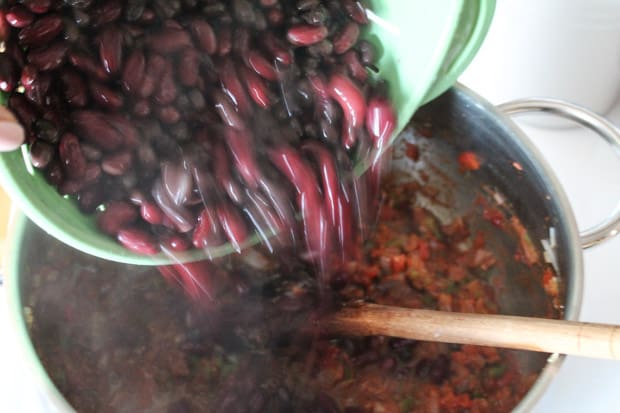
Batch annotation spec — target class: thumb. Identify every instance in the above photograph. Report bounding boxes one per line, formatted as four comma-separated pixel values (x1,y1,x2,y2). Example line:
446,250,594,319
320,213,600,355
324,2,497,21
0,105,24,151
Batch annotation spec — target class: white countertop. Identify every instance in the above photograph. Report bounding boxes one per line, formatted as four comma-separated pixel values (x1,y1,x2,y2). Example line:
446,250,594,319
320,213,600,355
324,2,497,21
2,94,620,413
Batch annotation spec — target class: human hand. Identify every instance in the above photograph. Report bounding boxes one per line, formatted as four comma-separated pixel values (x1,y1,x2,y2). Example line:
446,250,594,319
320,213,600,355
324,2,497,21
0,106,24,152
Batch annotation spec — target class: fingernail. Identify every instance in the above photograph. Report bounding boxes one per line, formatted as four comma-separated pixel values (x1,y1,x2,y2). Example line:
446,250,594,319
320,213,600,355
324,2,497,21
0,121,25,151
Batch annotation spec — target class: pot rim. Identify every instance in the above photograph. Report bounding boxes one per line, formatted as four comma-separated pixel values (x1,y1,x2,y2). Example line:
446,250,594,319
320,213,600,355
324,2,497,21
3,83,585,413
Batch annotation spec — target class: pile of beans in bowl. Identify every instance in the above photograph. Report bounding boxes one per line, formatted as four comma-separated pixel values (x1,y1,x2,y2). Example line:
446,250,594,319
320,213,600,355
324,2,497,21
0,0,396,270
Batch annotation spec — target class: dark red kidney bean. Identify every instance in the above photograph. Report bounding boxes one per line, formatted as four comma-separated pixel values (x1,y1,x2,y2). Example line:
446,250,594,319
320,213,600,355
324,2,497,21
97,201,138,235
213,143,244,204
247,50,278,81
59,178,86,195
333,22,360,54
80,143,102,161
18,14,63,46
259,0,279,6
343,50,368,82
212,90,244,130
239,66,271,108
23,0,53,14
68,51,109,81
77,185,103,213
225,128,260,189
8,94,38,132
121,49,145,94
286,25,328,46
45,161,63,187
24,71,50,106
216,24,232,56
99,25,123,74
343,0,369,25
161,234,190,252
29,140,54,169
162,162,193,206
33,118,59,144
147,28,192,53
101,150,132,176
261,32,292,65
138,54,166,98
83,162,102,183
366,96,396,156
58,132,86,179
155,61,177,105
189,18,217,55
71,111,123,151
258,177,297,241
218,59,251,114
89,81,124,109
117,228,159,255
133,100,151,117
152,179,194,233
328,73,366,150
302,141,340,228
6,6,35,28
193,207,224,250
216,204,248,253
140,200,164,225
26,41,68,71
60,69,88,107
0,55,18,92
244,189,289,250
6,42,25,68
266,8,284,26
232,0,256,25
170,261,216,301
0,11,10,42
106,114,140,148
155,105,181,124
178,48,199,87
232,27,250,61
91,0,123,27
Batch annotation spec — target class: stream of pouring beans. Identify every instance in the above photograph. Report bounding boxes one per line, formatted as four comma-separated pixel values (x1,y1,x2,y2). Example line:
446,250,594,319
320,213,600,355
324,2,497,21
0,0,396,296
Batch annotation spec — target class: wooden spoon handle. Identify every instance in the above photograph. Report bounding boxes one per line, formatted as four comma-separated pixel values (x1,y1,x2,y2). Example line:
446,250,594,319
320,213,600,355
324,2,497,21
323,303,620,360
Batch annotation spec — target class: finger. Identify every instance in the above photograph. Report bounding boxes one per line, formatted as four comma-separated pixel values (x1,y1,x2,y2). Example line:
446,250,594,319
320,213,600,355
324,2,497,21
0,106,25,151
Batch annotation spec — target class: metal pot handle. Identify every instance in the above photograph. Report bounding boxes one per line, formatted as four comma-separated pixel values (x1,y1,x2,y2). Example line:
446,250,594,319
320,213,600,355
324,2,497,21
497,98,620,249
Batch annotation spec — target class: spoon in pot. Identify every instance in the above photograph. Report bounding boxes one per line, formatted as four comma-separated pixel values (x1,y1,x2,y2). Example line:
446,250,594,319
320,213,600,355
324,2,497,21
0,0,495,265
323,303,620,360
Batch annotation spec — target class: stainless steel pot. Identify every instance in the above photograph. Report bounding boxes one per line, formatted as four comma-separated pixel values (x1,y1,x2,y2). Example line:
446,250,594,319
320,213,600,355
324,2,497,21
5,84,620,412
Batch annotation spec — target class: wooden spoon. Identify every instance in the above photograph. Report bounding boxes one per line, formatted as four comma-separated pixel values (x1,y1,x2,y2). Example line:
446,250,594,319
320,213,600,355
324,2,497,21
323,303,620,360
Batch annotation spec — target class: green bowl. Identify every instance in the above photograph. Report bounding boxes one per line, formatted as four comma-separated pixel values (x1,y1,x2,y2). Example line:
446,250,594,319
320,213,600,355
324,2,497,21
0,0,495,265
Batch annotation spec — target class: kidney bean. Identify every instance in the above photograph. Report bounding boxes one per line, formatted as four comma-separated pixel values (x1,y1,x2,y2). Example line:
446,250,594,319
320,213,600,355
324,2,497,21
101,150,132,176
178,49,199,87
216,24,232,56
328,73,366,150
6,6,35,28
152,179,195,233
162,162,193,206
140,200,164,225
138,54,166,98
239,66,271,109
156,105,181,124
121,49,145,94
71,111,123,151
193,207,223,250
167,260,216,301
125,0,146,21
58,132,86,179
212,144,243,205
0,55,18,93
287,24,328,46
68,51,109,81
9,93,38,132
302,141,340,228
18,14,63,46
189,18,217,54
247,50,278,81
343,0,369,25
366,96,396,156
60,69,88,107
44,160,63,187
98,25,123,74
80,143,101,161
266,8,284,26
105,114,140,148
213,90,244,130
148,27,192,53
27,41,68,71
91,0,123,27
117,228,158,255
155,62,178,105
225,128,260,189
29,140,54,169
218,59,251,114
89,81,124,109
33,118,59,144
343,50,368,82
133,100,151,117
217,204,248,253
77,185,103,213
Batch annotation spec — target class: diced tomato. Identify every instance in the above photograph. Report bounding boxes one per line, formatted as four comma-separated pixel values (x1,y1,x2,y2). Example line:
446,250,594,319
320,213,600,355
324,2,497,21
458,151,481,171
